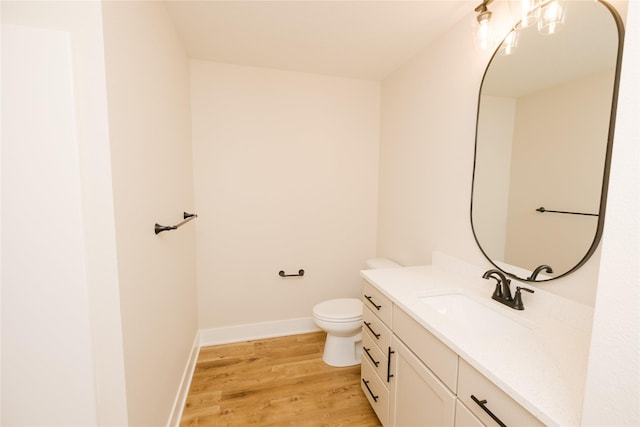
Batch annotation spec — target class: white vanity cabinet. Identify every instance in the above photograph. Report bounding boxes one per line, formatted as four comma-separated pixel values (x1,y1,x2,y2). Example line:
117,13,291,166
362,279,545,427
362,280,457,427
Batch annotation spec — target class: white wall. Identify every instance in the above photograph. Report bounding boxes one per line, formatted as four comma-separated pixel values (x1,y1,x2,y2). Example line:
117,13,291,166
190,61,380,332
582,1,640,424
2,23,98,427
377,10,495,270
101,2,198,425
1,1,128,425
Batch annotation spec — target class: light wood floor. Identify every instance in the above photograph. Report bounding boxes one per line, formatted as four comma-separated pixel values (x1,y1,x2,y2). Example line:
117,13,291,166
180,332,382,426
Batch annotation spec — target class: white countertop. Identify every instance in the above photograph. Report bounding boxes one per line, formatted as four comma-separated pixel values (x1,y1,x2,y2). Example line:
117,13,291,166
361,264,594,426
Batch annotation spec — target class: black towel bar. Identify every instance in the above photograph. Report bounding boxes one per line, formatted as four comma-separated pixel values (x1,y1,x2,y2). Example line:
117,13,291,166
155,212,198,235
536,207,598,217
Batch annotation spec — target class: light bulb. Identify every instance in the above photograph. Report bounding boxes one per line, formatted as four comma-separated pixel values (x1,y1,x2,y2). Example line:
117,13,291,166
476,10,492,50
500,30,519,55
519,0,540,28
538,0,565,35
478,20,491,50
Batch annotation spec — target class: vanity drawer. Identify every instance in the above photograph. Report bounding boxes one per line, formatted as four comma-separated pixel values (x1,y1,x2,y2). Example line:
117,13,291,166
363,306,392,354
458,358,544,427
363,280,392,326
361,355,390,426
392,306,459,393
362,330,390,387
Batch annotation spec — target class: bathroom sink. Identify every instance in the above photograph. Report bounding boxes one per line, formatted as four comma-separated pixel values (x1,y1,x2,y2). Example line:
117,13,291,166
418,293,529,333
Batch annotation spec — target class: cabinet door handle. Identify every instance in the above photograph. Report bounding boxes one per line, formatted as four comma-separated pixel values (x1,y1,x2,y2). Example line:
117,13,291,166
362,379,379,402
387,347,395,382
363,347,380,367
471,395,507,427
364,321,381,339
364,294,382,310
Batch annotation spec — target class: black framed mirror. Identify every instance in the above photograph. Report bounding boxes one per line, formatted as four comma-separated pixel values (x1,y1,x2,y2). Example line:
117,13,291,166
471,0,625,282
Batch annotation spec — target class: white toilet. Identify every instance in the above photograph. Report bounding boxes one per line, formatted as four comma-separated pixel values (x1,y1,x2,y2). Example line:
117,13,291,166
312,258,401,367
313,298,363,367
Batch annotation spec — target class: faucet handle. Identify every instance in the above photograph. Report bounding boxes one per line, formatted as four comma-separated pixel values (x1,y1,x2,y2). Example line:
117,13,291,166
513,286,534,310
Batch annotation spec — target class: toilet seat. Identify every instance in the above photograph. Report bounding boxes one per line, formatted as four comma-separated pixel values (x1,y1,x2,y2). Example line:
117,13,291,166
313,298,362,323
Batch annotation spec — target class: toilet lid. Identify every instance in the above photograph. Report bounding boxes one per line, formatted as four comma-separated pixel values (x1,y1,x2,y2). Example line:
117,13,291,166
313,298,362,321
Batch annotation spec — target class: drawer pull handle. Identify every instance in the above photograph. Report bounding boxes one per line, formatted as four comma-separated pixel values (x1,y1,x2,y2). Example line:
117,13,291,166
362,379,379,402
364,294,382,310
471,395,507,427
387,347,395,382
363,347,380,367
364,321,381,339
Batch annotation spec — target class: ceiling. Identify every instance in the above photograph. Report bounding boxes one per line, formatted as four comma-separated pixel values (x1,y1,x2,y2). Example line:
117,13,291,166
164,1,476,81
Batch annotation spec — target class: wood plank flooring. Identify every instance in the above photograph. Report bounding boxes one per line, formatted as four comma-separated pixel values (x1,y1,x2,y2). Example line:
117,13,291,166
180,332,382,426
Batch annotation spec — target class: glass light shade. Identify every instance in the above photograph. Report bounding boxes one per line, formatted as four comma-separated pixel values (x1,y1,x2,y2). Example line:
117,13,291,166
538,0,565,35
475,11,493,51
499,30,519,55
518,0,541,28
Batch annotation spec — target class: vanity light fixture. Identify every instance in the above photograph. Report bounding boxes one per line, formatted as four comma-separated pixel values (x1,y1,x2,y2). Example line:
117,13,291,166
475,0,564,53
474,0,494,50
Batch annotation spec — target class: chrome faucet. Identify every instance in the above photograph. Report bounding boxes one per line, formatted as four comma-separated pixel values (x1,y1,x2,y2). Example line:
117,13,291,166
527,264,553,280
482,269,534,310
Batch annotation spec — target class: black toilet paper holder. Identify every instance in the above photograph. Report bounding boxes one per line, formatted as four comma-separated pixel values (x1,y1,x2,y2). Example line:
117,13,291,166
279,269,304,277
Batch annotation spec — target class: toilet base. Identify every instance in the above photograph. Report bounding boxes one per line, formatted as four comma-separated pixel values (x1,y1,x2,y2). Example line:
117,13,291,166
322,331,362,367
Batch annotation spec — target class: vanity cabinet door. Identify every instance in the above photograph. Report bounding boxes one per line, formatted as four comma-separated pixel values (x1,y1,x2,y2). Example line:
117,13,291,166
455,400,485,427
390,336,456,427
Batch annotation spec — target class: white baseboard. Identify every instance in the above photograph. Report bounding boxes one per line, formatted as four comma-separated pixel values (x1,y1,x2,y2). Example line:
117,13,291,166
167,331,201,427
199,317,321,347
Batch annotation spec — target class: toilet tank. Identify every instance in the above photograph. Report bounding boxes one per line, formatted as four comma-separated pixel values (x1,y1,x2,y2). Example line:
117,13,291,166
365,258,401,269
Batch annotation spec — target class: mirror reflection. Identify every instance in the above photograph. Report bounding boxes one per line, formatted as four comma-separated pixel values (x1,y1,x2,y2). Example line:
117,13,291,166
471,0,624,281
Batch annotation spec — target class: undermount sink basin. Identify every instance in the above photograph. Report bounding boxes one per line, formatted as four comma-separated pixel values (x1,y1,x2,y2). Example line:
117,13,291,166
419,293,529,333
